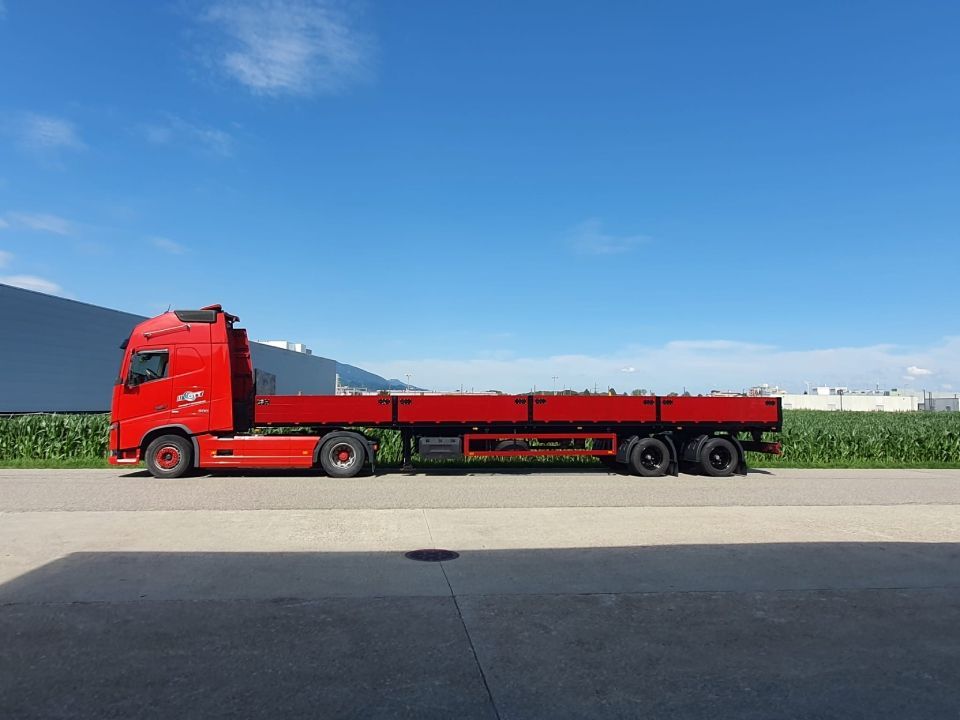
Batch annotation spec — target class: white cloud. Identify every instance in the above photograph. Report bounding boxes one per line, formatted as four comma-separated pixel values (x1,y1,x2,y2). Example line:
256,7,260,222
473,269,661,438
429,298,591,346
569,219,650,255
0,218,8,229
150,236,186,254
13,113,85,152
0,249,11,267
4,212,74,235
620,367,636,373
906,365,933,377
141,115,233,156
0,274,64,296
198,0,372,97
359,337,960,395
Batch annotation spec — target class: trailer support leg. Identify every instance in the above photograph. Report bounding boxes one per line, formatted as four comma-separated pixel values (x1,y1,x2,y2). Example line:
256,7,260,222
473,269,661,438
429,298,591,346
401,429,414,471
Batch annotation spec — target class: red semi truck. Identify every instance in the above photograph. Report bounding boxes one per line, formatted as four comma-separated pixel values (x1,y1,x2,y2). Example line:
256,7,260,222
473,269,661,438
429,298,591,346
109,305,782,479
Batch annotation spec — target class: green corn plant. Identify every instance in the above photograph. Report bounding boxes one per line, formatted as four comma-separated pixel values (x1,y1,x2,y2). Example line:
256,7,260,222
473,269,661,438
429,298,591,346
0,414,110,461
3,410,959,467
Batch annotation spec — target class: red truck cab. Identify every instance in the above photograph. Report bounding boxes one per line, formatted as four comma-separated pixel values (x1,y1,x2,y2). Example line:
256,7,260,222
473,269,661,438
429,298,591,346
110,305,254,468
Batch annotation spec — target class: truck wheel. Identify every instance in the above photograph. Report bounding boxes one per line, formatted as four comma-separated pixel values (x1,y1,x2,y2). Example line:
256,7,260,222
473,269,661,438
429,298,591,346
145,435,193,479
320,436,366,478
629,437,670,477
699,437,738,477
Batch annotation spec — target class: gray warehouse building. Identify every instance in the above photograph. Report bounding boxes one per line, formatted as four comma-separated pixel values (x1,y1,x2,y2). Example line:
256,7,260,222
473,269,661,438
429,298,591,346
0,284,337,413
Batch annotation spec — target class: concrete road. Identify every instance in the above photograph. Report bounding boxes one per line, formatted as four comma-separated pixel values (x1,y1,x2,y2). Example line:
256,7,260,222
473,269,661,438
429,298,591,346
1,468,959,719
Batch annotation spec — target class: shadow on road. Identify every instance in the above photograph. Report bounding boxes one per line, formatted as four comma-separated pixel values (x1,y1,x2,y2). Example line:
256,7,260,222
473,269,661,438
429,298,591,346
1,543,958,719
120,466,778,479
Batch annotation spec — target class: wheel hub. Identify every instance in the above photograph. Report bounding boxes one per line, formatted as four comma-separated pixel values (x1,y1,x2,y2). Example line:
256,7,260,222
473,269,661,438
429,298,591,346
709,448,731,469
155,446,181,470
330,443,356,469
640,448,663,470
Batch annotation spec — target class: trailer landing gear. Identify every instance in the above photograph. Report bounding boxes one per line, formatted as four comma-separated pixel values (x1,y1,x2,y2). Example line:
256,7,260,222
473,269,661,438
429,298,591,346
401,429,414,471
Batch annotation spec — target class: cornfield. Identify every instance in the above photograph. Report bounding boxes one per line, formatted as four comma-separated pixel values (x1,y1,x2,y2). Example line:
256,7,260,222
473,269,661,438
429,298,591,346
2,410,959,467
747,410,960,467
0,414,110,461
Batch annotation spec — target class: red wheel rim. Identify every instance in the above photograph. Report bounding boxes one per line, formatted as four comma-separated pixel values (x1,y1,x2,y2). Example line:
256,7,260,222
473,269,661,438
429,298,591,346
155,445,181,470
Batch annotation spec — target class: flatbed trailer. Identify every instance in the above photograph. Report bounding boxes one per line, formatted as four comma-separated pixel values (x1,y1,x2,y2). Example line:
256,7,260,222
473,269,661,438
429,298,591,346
108,306,782,479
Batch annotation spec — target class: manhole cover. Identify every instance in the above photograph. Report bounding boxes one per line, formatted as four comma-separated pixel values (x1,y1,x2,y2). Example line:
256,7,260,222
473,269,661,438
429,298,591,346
404,549,460,562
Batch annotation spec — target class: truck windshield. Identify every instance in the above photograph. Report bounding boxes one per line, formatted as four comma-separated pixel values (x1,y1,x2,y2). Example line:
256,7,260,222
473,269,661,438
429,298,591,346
128,350,169,385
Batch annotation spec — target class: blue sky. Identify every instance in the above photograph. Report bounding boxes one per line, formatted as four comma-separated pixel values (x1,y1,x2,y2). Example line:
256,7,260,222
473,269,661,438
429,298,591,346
1,0,958,393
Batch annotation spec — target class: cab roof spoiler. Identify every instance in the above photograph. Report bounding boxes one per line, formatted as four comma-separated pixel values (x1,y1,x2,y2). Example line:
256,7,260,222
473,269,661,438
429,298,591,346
174,305,239,323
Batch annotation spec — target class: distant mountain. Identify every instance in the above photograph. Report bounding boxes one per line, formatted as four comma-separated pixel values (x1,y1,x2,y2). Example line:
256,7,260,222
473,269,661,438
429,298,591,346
335,362,425,392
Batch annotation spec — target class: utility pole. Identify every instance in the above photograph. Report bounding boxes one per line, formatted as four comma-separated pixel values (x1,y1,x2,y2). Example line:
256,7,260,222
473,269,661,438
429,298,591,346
405,373,411,391
552,376,559,393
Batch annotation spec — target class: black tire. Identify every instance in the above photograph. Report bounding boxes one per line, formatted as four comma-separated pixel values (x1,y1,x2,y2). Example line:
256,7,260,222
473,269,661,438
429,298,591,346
145,434,193,479
628,437,670,477
494,440,530,453
699,437,738,477
319,436,366,478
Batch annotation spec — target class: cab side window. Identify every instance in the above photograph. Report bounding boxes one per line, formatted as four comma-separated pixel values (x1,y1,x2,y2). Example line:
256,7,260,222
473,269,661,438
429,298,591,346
128,350,170,385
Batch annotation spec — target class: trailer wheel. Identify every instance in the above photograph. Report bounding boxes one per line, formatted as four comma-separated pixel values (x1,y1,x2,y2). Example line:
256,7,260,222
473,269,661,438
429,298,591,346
699,437,738,477
319,436,365,478
629,437,670,477
145,435,193,479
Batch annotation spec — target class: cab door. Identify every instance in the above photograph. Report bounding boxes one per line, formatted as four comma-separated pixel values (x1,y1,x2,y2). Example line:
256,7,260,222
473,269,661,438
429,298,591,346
171,346,211,433
118,348,173,450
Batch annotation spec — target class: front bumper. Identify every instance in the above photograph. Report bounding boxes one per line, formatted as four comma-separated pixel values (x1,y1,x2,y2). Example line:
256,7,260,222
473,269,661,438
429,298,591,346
108,448,141,465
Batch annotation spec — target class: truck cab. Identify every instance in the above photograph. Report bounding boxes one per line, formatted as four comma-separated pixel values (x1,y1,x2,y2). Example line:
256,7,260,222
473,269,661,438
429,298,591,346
109,305,252,467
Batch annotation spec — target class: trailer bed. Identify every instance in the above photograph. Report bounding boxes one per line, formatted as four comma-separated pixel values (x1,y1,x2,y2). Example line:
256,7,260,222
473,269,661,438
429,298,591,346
254,394,782,430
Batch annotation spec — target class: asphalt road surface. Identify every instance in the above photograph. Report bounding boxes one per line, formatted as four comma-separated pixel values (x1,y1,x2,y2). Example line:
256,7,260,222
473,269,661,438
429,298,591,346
1,467,959,719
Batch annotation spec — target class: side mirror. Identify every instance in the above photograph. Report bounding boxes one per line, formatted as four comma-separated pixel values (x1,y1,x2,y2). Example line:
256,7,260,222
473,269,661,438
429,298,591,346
125,376,138,390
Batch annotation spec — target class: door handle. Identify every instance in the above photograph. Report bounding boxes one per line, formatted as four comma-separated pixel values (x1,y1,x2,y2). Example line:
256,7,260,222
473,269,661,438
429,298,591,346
155,404,167,411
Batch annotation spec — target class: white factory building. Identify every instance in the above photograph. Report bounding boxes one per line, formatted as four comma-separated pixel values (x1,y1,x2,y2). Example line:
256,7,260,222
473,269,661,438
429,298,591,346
0,283,337,413
779,394,919,412
747,384,958,412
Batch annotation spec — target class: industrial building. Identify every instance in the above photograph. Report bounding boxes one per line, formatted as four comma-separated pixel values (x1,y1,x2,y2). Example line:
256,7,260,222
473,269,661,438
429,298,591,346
745,384,960,412
920,394,960,412
778,394,919,412
0,283,337,413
